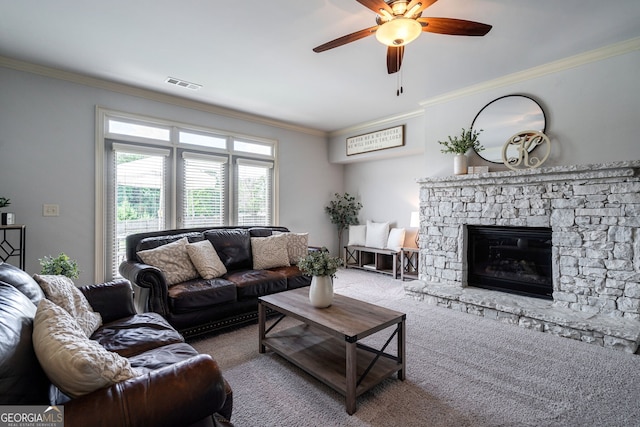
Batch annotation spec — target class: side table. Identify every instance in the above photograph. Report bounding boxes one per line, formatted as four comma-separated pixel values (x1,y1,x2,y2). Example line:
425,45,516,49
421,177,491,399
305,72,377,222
0,225,26,269
400,247,418,281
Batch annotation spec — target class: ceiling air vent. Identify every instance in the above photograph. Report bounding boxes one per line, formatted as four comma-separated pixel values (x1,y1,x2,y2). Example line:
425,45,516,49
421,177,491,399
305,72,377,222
165,77,202,91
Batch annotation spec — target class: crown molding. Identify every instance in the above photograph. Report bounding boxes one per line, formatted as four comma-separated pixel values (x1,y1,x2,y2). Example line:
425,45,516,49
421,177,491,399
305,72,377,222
0,56,328,138
328,108,425,138
328,37,640,136
419,36,640,108
3,36,637,139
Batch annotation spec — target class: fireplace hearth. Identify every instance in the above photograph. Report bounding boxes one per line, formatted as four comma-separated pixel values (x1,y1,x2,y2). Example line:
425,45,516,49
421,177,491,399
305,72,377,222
407,161,640,353
467,226,552,299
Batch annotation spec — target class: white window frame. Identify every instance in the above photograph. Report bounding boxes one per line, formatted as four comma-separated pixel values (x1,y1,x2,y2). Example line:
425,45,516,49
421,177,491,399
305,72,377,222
95,106,279,281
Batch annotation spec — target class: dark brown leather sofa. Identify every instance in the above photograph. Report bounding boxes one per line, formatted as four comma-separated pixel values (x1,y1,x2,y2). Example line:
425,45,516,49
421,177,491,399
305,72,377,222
119,226,311,338
0,262,233,427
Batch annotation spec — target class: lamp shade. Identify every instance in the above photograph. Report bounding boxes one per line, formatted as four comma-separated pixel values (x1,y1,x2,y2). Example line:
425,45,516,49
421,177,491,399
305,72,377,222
375,17,422,47
410,211,419,228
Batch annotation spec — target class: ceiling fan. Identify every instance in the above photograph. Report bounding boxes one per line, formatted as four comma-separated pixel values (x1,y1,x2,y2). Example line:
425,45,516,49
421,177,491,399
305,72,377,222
313,0,492,74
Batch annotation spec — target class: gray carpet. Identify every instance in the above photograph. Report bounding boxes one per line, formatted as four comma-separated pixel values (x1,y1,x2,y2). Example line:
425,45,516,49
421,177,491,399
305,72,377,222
191,269,640,427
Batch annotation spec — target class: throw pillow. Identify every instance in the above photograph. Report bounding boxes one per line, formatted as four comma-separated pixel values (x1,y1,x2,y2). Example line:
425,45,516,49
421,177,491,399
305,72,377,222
347,225,366,246
33,274,102,337
386,227,406,251
365,220,390,249
274,232,309,264
186,240,227,279
32,299,140,398
137,237,199,286
251,234,291,270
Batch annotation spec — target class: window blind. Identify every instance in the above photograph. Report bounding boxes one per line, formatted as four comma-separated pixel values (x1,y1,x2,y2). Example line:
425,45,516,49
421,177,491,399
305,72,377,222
181,153,227,228
110,145,167,278
236,158,273,226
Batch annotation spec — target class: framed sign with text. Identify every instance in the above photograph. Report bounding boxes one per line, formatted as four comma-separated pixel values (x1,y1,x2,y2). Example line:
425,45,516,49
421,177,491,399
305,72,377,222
346,125,404,156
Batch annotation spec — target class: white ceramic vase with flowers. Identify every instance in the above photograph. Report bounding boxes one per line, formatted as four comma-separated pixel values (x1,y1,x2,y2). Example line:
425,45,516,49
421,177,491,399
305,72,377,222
298,247,343,308
438,128,484,175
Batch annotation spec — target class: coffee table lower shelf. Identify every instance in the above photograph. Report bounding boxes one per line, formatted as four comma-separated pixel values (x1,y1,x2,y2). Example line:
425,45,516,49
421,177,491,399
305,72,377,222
262,323,402,409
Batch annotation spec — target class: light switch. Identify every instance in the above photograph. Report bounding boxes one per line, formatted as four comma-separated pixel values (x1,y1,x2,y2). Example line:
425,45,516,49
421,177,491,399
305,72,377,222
43,204,59,217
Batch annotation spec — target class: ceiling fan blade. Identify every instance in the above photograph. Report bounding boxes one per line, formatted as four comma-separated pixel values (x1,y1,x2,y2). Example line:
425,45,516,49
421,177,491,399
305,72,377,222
404,0,438,17
313,26,378,52
418,17,492,36
387,45,405,74
356,0,394,16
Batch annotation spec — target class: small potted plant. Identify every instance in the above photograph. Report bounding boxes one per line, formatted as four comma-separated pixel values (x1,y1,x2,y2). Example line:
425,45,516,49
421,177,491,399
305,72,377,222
298,247,343,308
438,128,484,175
39,253,80,279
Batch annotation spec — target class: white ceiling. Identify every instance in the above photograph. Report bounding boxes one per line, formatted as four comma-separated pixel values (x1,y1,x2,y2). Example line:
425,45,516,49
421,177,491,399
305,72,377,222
1,0,639,133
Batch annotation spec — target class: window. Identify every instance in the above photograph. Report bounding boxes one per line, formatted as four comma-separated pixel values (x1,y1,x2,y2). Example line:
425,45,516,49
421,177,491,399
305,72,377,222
236,159,273,226
181,153,227,228
98,109,277,280
107,143,170,276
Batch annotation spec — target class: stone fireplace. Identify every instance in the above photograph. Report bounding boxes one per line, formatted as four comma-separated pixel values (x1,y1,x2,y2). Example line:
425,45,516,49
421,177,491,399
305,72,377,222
405,161,640,353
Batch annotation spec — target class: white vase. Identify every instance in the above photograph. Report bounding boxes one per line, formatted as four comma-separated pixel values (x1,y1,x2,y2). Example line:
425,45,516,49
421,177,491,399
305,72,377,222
453,154,468,175
309,275,333,308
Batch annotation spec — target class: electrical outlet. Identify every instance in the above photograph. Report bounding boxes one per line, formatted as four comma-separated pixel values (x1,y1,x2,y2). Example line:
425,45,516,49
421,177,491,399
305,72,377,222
43,204,59,217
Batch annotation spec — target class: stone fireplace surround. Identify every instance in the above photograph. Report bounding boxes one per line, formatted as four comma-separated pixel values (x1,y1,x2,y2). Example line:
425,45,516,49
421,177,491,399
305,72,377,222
405,161,640,353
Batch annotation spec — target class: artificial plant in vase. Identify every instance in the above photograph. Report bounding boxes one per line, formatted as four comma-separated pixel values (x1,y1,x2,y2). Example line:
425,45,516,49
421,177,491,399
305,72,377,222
325,192,362,252
438,128,484,175
39,253,80,279
298,247,343,308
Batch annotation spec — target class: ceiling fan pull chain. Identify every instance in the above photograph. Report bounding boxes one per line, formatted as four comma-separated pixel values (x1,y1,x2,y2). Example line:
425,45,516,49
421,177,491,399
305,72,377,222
396,66,404,96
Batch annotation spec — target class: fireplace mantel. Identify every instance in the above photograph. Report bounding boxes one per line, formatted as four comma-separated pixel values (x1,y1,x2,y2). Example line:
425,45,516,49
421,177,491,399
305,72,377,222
417,160,640,188
408,160,640,353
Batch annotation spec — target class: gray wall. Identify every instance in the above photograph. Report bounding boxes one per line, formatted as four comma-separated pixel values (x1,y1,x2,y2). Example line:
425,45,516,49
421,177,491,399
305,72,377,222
329,113,426,230
0,66,342,282
331,48,640,235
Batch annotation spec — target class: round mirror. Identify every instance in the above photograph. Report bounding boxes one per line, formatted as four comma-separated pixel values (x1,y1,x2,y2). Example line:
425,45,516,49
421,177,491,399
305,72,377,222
471,95,546,163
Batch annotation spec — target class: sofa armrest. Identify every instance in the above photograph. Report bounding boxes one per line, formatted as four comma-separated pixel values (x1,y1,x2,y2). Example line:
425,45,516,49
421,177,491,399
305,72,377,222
119,260,170,316
80,280,136,323
63,354,227,427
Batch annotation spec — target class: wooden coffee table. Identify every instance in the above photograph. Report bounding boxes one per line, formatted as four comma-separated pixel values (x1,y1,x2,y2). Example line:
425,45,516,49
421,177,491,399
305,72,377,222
258,287,406,415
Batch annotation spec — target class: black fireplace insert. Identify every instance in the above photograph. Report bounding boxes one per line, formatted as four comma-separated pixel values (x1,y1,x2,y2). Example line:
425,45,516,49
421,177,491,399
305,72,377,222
467,225,553,299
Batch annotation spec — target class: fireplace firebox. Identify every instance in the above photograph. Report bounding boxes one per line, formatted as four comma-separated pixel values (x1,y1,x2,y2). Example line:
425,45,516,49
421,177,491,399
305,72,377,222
467,226,553,299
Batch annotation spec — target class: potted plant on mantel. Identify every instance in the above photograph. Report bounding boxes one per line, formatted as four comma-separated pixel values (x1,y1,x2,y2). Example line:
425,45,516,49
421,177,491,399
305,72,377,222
298,247,343,308
438,128,484,175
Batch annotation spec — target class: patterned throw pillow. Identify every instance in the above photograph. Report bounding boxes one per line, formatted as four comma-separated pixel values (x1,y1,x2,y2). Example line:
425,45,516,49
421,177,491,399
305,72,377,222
251,234,291,270
32,299,140,398
186,240,227,279
273,232,309,265
33,274,102,337
137,237,199,286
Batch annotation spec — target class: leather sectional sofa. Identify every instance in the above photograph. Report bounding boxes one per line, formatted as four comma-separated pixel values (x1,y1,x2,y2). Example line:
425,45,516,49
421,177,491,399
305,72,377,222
0,261,233,427
119,226,311,337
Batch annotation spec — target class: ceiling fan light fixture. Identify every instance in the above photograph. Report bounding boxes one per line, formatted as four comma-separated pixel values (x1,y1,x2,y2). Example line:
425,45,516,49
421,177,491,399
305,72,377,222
375,17,422,47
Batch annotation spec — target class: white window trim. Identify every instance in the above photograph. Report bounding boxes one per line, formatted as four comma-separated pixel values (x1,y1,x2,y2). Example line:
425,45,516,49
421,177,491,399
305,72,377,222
94,106,279,282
